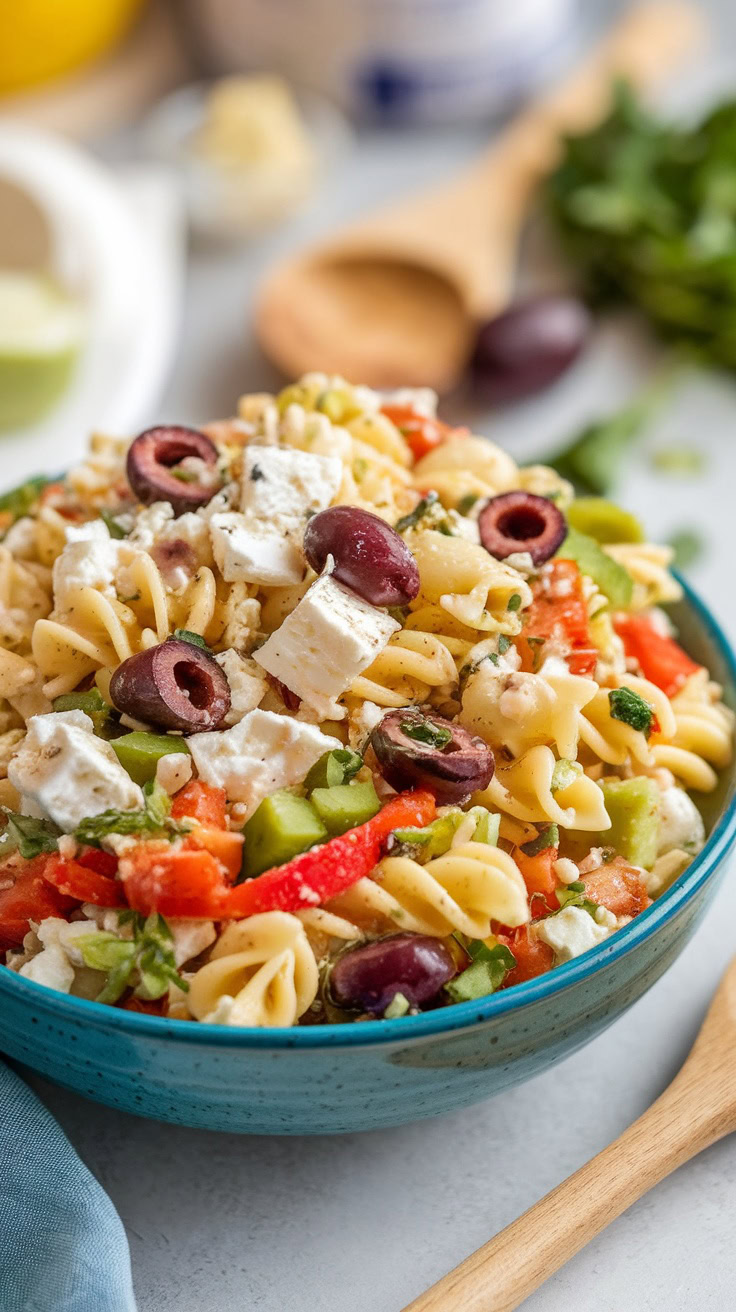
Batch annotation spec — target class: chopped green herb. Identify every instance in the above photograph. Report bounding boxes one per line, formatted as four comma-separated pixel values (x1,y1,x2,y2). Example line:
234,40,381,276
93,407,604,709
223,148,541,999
395,491,439,534
497,635,511,655
555,885,599,916
172,628,210,650
445,942,516,1002
0,811,60,860
0,474,50,525
457,493,479,516
608,686,654,735
521,824,559,857
73,779,189,848
304,748,363,792
668,528,705,569
388,606,410,625
507,593,522,612
384,992,411,1019
651,447,706,477
80,911,189,1005
400,719,452,749
99,509,128,539
171,468,199,484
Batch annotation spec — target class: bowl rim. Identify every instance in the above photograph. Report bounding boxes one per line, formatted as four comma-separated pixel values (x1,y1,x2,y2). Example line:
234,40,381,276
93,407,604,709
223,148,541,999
2,569,736,1050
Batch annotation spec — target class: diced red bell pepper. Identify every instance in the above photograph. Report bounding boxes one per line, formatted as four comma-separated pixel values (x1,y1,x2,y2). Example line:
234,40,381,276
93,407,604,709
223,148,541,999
515,844,559,915
226,789,436,918
498,925,555,987
581,857,651,917
119,841,229,919
76,847,119,879
171,780,228,829
38,852,127,908
0,867,77,949
187,826,244,882
517,559,597,678
380,404,460,462
613,612,701,697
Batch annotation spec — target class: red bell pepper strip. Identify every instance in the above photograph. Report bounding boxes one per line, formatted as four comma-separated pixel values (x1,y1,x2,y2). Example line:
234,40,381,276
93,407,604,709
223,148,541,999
517,559,597,678
0,869,76,950
226,789,436,918
613,612,701,697
380,404,460,462
38,853,127,908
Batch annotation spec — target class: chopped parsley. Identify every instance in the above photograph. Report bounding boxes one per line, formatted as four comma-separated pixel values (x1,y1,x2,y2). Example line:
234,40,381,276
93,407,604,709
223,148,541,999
608,686,654,736
555,882,599,918
400,719,452,749
73,780,190,848
0,811,60,860
521,824,559,857
79,911,189,1005
497,635,511,655
395,491,439,534
99,509,128,539
457,493,479,516
0,474,50,525
445,941,516,1003
172,628,211,652
507,593,522,612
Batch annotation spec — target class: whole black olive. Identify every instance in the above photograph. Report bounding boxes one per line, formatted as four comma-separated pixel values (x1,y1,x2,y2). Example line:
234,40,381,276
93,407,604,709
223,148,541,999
109,638,230,732
370,708,494,804
470,295,592,404
303,506,420,607
126,426,220,514
478,491,566,566
329,934,456,1014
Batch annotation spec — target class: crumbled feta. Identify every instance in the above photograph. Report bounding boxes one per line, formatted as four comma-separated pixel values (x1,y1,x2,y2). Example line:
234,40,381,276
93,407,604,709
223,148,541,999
380,386,437,417
19,943,74,993
210,512,304,586
215,649,267,725
189,708,336,817
155,752,193,795
203,994,236,1025
8,710,143,831
594,905,618,930
553,857,581,885
348,700,386,751
657,786,705,857
240,445,342,530
503,551,536,576
2,516,37,558
168,919,217,966
53,524,125,612
36,917,101,964
254,573,400,719
128,501,175,550
535,906,612,963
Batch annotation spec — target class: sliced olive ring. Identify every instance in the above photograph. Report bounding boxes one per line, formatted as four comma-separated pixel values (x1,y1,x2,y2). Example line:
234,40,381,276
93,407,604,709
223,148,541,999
478,490,567,566
370,708,494,804
109,638,230,733
126,425,220,514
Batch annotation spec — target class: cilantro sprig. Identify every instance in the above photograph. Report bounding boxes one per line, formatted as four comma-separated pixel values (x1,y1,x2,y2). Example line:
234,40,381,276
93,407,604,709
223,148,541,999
79,911,189,1005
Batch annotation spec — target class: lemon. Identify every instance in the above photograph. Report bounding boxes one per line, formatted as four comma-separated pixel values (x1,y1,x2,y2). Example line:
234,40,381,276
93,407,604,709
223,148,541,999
0,272,85,431
0,0,145,95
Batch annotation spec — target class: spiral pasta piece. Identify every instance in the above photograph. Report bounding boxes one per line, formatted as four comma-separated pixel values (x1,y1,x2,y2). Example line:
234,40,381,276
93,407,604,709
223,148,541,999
410,531,532,635
603,543,682,610
328,842,529,938
350,630,458,708
651,670,734,791
187,912,319,1027
578,673,676,767
461,665,597,761
476,745,611,831
413,435,518,508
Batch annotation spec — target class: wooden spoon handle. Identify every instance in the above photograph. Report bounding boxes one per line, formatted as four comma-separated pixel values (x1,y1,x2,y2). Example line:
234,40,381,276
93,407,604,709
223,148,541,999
402,1073,725,1312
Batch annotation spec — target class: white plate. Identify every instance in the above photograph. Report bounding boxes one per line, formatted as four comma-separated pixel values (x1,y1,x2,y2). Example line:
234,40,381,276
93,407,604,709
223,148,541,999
0,126,184,489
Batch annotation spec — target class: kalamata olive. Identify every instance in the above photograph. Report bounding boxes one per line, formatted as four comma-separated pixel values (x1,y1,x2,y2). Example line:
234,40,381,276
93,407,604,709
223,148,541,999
303,506,420,606
370,708,494,804
470,295,592,403
126,425,220,514
330,934,456,1014
478,491,566,566
110,638,230,732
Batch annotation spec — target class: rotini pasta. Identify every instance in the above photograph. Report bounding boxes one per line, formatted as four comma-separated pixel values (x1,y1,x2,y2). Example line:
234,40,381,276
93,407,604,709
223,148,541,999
0,370,730,1028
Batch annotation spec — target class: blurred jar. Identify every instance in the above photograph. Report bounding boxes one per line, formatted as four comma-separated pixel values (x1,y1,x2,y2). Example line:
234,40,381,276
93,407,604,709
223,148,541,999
183,0,578,124
0,0,145,95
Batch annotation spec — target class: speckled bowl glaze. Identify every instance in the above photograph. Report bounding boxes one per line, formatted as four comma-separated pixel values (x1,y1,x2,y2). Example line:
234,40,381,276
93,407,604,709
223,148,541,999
1,575,735,1135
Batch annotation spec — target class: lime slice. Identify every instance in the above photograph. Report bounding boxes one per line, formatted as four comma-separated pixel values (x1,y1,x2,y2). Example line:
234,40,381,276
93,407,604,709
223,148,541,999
0,271,85,430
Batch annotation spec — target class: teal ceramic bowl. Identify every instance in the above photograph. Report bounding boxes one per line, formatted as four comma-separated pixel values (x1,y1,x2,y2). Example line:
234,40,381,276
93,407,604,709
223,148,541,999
1,574,735,1135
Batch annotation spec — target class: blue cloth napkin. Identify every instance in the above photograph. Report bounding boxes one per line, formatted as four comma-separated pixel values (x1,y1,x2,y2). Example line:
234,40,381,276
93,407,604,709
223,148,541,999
1,1062,137,1312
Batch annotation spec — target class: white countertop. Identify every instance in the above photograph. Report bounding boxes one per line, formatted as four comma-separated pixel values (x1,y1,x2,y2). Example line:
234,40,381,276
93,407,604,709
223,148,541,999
27,1,736,1307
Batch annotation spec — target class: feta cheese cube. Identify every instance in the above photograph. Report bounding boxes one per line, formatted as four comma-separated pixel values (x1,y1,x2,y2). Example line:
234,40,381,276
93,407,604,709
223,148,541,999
53,524,126,613
240,445,342,531
215,649,268,725
210,512,303,586
189,708,336,818
169,919,217,966
657,786,705,857
8,710,143,831
20,943,75,994
155,752,193,795
128,501,175,550
534,906,612,963
253,574,400,719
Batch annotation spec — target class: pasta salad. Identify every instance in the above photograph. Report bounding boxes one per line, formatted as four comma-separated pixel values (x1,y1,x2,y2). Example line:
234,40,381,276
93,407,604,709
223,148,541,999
0,375,732,1026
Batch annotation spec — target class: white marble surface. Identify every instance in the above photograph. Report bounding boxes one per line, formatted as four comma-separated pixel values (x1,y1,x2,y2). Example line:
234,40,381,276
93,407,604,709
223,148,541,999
26,1,736,1307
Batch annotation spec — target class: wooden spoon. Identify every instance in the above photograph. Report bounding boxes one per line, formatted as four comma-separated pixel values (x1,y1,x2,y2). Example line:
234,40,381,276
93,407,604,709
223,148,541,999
402,954,736,1312
255,1,704,393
